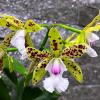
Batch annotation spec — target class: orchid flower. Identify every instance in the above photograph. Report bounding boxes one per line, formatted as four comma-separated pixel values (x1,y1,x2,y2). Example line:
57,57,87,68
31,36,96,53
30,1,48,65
0,14,42,58
81,12,100,57
0,14,42,46
65,12,100,58
82,24,100,57
25,28,87,93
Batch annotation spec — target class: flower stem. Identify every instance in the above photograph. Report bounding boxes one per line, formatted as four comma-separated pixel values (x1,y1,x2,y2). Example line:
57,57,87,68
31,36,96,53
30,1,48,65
7,48,18,52
51,24,82,34
40,24,49,29
39,28,50,51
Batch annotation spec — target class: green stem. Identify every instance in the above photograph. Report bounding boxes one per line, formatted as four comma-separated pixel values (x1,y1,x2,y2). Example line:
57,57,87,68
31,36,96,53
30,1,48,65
39,28,50,51
40,24,50,29
7,48,18,52
51,24,82,34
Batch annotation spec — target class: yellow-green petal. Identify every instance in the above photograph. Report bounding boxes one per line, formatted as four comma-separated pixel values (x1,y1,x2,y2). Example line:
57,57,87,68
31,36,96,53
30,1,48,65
2,32,15,47
48,28,63,57
0,14,23,30
0,44,7,59
32,58,50,85
61,57,83,83
25,32,34,47
24,19,42,33
61,44,87,59
76,12,100,44
26,47,51,61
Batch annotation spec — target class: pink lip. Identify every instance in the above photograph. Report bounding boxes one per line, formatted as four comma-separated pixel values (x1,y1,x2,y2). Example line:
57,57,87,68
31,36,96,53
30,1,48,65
90,41,96,46
51,64,61,75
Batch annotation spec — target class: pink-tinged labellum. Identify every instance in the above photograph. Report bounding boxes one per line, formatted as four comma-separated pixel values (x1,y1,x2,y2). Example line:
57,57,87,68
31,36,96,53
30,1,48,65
51,64,61,75
90,41,96,46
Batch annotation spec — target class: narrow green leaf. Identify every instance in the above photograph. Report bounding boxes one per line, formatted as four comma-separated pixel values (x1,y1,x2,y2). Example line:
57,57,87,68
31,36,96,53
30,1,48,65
24,72,33,86
3,55,9,69
0,77,11,100
13,58,28,75
3,55,28,75
8,56,14,73
16,77,25,100
3,55,18,85
3,68,18,85
22,86,43,100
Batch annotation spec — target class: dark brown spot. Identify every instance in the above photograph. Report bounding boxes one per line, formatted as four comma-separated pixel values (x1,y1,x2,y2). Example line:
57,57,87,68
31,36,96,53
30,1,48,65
59,42,62,44
43,63,46,67
14,20,19,24
53,42,58,50
66,51,70,54
62,59,65,61
70,52,73,55
6,22,11,27
73,49,77,52
31,53,35,56
68,63,70,65
28,48,32,51
53,40,56,42
35,52,38,54
35,69,38,72
73,66,77,70
78,45,83,49
58,37,61,40
28,22,35,26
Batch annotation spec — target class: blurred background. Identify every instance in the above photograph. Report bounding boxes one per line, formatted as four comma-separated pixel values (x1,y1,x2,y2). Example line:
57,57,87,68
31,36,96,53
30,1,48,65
0,0,100,100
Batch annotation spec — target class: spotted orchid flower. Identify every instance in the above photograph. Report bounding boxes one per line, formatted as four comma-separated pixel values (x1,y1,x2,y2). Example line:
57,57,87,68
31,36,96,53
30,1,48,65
25,28,87,93
65,12,100,58
0,14,42,58
81,12,100,57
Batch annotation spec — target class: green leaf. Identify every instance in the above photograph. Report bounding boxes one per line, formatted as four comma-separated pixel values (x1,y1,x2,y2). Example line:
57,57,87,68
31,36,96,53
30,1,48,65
8,56,14,73
24,72,33,86
3,55,28,75
0,77,11,100
3,68,18,85
3,55,9,69
13,58,28,75
22,86,43,100
3,55,18,85
17,77,25,100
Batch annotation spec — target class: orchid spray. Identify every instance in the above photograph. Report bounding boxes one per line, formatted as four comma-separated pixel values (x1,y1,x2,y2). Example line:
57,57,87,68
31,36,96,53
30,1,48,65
0,11,99,99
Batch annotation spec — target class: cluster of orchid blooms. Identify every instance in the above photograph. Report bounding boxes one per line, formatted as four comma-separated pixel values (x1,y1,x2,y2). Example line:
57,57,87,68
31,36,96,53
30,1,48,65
0,12,100,93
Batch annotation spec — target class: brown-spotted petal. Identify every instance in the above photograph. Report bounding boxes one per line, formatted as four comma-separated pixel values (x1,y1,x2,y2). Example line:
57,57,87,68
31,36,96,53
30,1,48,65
61,57,83,83
48,28,63,57
32,58,51,85
61,44,87,59
26,47,51,61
